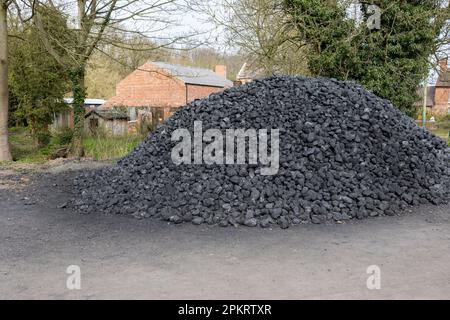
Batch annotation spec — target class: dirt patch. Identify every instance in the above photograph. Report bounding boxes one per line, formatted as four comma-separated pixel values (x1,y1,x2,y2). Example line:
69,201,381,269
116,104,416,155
0,169,449,299
0,158,112,193
0,158,112,175
0,171,31,191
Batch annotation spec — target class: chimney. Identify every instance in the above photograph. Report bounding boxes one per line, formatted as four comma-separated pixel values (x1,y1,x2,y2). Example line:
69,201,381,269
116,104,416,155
214,65,227,79
439,58,448,73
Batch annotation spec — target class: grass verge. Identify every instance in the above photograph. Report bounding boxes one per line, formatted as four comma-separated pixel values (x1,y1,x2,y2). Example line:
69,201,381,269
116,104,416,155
82,135,142,161
7,127,144,163
430,128,450,146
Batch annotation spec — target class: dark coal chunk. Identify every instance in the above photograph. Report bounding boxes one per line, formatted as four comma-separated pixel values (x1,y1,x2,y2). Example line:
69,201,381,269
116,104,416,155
70,75,450,228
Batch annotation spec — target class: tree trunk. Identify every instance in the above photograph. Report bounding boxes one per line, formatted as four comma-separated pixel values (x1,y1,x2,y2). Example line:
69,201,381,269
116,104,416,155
0,2,12,161
69,67,86,157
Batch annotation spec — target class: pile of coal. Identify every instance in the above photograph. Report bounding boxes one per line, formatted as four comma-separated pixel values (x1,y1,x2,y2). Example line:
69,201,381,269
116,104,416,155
71,75,450,228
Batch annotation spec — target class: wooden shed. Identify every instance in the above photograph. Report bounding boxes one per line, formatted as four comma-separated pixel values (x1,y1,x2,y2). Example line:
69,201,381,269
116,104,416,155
84,109,129,136
50,98,106,130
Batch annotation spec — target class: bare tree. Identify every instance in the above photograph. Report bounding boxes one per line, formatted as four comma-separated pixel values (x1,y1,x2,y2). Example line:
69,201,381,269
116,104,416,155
33,0,187,156
85,35,169,99
190,0,308,76
0,0,34,161
0,1,12,161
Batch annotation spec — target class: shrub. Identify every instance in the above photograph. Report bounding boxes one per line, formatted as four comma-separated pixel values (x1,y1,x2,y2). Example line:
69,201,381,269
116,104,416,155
139,121,153,137
435,114,450,122
54,127,74,146
36,131,51,147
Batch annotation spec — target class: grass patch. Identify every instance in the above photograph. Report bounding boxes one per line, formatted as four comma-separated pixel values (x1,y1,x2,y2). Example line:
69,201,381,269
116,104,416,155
8,127,144,163
82,135,143,161
430,127,450,146
9,127,48,163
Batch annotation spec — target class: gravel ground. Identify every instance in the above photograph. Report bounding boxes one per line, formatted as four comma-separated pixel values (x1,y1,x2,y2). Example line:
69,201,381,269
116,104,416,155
0,162,449,299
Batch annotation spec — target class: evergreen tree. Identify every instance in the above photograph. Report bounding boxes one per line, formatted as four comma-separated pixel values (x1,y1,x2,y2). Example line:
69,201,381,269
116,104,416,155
8,13,70,146
285,0,448,116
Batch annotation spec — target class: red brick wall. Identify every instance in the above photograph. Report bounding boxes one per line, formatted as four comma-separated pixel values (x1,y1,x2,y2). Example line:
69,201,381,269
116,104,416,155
434,87,449,105
434,87,450,115
104,62,187,109
103,62,228,121
186,84,224,103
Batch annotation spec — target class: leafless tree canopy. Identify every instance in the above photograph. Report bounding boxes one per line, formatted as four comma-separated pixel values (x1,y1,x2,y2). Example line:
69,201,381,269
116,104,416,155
188,0,308,76
32,0,198,67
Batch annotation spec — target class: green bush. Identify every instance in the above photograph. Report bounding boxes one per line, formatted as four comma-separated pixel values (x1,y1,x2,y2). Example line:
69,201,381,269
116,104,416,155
139,121,153,136
435,114,450,122
36,131,51,147
415,108,433,121
54,127,74,145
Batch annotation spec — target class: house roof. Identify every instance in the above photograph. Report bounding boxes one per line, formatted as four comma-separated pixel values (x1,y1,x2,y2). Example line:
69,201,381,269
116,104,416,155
85,109,129,120
64,98,106,105
416,86,435,107
152,61,233,88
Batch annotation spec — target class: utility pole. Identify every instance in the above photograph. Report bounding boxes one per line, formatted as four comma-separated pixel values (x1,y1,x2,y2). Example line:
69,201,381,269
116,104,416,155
422,80,427,128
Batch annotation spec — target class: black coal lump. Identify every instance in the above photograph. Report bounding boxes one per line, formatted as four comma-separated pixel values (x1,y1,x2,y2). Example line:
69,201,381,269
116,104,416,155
70,75,450,228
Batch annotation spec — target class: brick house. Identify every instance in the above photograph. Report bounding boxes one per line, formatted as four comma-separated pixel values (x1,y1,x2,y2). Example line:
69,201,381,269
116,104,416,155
102,61,233,128
417,58,450,116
